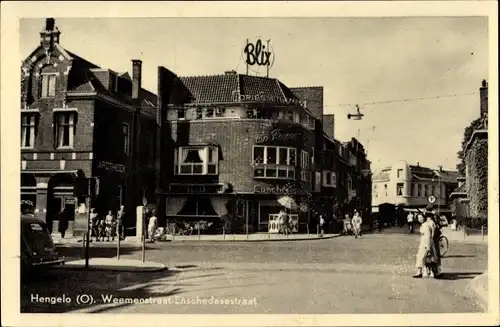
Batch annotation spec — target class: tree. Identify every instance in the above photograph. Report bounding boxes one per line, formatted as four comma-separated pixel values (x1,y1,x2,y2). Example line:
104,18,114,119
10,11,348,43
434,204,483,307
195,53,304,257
456,118,482,175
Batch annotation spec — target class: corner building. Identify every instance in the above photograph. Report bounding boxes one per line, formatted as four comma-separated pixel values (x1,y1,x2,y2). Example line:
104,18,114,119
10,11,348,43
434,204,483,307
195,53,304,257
20,19,157,235
156,70,339,233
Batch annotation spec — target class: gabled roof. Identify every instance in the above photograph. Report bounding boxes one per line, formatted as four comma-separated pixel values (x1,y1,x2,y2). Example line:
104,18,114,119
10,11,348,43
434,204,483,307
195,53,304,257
170,73,301,105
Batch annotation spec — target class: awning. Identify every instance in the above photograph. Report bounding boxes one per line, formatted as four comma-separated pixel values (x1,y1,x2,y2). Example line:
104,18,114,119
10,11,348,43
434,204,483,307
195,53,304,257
166,197,187,216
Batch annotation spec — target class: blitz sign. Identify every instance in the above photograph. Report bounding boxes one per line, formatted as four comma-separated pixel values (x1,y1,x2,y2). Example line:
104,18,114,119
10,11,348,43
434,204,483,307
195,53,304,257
244,39,272,67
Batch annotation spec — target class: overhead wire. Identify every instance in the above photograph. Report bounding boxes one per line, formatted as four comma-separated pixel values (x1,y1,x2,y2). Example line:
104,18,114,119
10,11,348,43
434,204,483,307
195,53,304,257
328,91,478,108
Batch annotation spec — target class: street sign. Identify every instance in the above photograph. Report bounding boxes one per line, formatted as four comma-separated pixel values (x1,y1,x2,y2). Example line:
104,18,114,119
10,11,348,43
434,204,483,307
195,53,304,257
427,195,436,204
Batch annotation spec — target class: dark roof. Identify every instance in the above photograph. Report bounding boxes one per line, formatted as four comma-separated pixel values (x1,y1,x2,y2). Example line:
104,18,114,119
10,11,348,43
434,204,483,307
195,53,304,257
171,73,300,105
436,170,460,183
60,48,156,115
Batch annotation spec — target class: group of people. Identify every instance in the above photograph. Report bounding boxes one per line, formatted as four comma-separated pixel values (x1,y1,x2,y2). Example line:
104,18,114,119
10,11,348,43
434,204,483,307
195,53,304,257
343,210,363,238
89,206,126,242
414,209,443,278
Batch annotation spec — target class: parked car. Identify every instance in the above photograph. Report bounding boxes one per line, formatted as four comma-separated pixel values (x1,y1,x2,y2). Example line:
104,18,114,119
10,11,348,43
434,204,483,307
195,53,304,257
20,215,65,277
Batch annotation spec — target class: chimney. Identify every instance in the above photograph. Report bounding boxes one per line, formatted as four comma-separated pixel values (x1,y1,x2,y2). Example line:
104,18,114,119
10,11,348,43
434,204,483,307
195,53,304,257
322,114,335,140
132,60,142,100
40,18,61,50
438,165,443,172
417,162,420,167
480,79,488,118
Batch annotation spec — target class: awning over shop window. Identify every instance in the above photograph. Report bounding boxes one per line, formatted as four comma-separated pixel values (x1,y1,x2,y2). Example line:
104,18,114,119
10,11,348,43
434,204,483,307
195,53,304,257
211,197,228,217
166,197,187,216
176,197,219,217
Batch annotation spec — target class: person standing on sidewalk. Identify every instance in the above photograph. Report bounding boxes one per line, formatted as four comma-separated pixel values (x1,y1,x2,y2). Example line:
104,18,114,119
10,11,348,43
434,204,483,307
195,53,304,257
407,211,415,234
56,208,69,239
319,215,325,237
352,210,362,239
278,209,287,235
105,210,116,242
148,210,158,243
117,205,126,240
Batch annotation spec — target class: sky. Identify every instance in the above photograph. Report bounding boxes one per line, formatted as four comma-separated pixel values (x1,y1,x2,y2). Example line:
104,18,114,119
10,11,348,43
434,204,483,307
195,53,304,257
19,17,489,173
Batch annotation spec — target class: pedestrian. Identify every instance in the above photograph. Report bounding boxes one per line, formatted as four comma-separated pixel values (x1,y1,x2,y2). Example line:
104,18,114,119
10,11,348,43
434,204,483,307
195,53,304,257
413,213,437,278
56,207,69,239
278,209,287,235
90,208,99,241
148,209,158,242
319,215,325,237
117,205,126,240
430,213,443,277
407,211,415,234
105,210,116,242
351,210,362,239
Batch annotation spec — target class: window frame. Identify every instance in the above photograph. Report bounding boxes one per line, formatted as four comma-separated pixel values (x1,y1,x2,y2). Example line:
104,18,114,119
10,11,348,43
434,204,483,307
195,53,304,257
300,150,310,182
21,114,37,149
174,146,219,176
40,73,57,98
55,112,76,149
122,123,130,155
396,183,404,196
252,145,297,180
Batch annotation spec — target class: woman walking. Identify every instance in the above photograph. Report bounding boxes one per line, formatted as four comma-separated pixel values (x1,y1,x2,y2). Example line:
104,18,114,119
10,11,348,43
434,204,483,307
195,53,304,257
413,213,439,278
148,210,158,243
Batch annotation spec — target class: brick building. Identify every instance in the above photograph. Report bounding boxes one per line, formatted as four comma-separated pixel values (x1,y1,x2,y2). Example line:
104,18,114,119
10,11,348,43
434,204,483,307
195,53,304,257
154,68,371,233
450,80,488,219
20,18,157,236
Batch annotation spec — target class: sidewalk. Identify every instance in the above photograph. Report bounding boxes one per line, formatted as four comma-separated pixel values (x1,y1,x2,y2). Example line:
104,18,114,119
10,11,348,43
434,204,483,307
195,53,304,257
468,273,488,311
442,229,488,244
52,233,341,245
54,258,167,272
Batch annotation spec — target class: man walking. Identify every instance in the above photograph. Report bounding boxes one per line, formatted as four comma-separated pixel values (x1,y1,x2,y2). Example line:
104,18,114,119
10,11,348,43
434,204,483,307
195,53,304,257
407,211,415,234
319,215,325,237
352,210,362,239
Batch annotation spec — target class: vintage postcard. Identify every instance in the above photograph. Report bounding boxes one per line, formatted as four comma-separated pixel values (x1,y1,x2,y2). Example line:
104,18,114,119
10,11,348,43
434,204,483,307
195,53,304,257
1,1,498,326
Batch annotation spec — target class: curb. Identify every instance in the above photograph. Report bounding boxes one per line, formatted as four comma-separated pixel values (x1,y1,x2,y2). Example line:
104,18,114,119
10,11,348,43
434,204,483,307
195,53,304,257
52,261,168,273
167,234,342,243
54,234,342,246
468,273,488,311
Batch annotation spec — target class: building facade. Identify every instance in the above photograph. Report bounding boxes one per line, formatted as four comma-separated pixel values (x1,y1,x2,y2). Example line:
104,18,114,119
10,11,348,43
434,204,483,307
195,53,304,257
20,19,157,235
371,161,459,215
450,80,488,219
154,69,371,233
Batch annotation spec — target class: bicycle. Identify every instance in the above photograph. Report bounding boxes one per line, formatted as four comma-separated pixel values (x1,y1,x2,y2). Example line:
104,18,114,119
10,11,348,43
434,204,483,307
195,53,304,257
439,235,449,257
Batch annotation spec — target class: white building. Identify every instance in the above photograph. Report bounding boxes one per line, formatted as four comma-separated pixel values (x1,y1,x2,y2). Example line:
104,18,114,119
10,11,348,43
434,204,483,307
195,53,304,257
371,160,459,214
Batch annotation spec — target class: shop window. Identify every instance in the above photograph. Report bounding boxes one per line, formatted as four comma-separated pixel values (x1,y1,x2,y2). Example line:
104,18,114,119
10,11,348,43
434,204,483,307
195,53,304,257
177,197,218,216
40,73,57,98
55,112,76,148
253,145,296,179
396,183,404,196
21,114,37,148
174,146,219,175
122,123,130,155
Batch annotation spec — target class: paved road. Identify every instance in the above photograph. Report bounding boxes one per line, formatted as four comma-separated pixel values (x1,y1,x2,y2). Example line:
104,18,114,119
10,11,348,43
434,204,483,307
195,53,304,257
22,233,487,314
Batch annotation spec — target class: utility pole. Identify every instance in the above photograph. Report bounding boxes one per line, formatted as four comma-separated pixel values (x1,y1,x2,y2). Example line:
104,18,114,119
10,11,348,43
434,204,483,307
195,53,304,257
84,178,91,269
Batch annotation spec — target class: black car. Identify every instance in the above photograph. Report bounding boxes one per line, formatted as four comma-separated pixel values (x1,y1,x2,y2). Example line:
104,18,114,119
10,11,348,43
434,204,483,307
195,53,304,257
20,215,65,276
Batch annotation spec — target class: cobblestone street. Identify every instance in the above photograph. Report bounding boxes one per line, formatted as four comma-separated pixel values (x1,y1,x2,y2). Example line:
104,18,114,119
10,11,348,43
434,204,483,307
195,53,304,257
22,233,487,314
